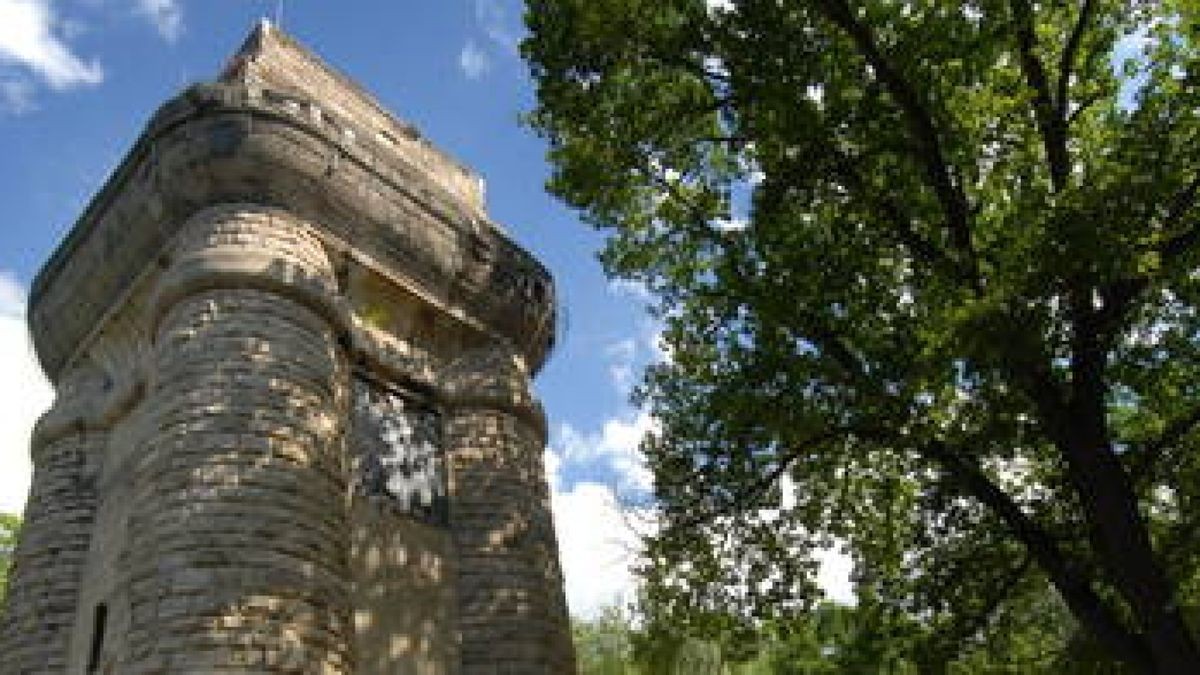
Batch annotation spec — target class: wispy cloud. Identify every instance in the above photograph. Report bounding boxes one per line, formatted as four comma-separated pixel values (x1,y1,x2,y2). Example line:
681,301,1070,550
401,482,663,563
0,0,103,94
474,0,520,54
134,0,183,43
607,278,654,304
459,0,523,80
556,410,657,495
0,77,35,114
546,404,855,613
604,338,637,394
458,39,490,79
546,408,659,616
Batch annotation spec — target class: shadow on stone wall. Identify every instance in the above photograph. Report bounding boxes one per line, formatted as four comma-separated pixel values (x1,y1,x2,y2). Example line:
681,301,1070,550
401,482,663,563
117,278,355,672
350,502,457,675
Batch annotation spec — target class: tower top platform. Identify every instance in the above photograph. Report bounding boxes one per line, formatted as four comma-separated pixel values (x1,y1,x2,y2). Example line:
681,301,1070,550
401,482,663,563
29,20,556,383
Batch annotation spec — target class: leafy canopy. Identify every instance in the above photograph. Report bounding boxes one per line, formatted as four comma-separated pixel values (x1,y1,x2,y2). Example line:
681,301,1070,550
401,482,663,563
524,0,1200,671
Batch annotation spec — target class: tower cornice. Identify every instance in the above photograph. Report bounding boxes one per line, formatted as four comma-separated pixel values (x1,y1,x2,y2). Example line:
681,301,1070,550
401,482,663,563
30,26,555,384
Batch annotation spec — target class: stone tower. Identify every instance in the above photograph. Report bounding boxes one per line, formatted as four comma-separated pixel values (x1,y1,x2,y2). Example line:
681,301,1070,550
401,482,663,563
0,21,575,674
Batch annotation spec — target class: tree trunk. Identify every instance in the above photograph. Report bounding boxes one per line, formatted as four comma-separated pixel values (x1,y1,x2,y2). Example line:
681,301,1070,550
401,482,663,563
1062,335,1200,673
1062,433,1199,672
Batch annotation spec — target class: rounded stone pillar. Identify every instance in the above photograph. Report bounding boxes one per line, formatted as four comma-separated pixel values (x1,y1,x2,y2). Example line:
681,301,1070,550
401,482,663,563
121,205,354,673
0,381,104,674
441,346,576,674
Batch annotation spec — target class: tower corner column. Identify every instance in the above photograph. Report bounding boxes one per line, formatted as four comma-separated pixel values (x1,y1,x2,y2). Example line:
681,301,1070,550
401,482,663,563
123,203,355,673
440,345,576,674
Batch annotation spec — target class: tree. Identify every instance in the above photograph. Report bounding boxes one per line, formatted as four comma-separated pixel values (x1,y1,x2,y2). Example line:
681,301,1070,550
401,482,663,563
574,605,641,675
0,512,20,602
571,602,770,674
522,0,1200,671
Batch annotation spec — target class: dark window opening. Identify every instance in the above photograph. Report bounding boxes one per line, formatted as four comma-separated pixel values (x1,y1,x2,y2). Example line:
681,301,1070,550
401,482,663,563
350,374,448,527
86,603,107,673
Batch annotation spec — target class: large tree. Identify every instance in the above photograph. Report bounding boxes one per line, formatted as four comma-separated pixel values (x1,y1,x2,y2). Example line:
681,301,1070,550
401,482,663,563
523,0,1200,671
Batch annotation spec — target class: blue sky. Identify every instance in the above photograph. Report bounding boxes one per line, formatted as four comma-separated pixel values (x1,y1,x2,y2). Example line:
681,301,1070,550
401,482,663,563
0,0,678,617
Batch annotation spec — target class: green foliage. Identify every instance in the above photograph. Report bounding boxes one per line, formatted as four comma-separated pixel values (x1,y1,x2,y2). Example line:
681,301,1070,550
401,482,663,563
573,597,1148,672
526,0,1200,671
574,599,1080,673
575,605,641,675
0,512,20,602
573,602,882,674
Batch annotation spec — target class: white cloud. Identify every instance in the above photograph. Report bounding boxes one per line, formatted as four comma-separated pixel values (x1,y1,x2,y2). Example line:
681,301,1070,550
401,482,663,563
547,440,653,618
550,479,648,618
608,363,635,394
602,320,670,393
605,338,636,363
545,446,564,493
604,338,637,394
557,410,656,494
0,272,53,515
639,319,670,365
458,40,490,80
547,407,657,615
547,412,855,617
474,0,520,54
135,0,183,43
0,273,25,319
607,278,653,304
0,0,103,90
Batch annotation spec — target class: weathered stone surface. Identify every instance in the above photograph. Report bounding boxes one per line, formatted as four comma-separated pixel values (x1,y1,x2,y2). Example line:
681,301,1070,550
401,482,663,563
29,23,555,387
1,20,574,675
0,428,101,674
442,347,574,675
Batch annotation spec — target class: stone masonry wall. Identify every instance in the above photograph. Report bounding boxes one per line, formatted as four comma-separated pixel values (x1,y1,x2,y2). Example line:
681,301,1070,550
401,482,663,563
0,429,101,673
443,348,576,674
119,207,354,673
7,21,575,674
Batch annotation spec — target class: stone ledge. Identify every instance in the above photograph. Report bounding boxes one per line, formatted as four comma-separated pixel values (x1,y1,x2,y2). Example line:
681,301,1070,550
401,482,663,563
30,81,555,384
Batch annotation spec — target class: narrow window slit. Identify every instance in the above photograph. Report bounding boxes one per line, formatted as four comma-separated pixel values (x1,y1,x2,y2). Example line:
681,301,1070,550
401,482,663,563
86,603,107,673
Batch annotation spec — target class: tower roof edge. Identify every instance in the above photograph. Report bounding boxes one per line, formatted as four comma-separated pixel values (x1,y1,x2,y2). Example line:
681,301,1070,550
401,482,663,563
219,18,486,216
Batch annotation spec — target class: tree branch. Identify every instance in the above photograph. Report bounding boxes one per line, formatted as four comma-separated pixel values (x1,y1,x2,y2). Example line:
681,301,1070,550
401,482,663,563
1066,89,1104,127
812,0,980,286
1064,300,1200,669
672,428,849,529
1092,172,1200,341
1009,0,1071,191
923,553,1033,667
920,439,1152,669
824,145,979,290
1129,404,1200,485
1156,172,1200,260
1056,0,1096,122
